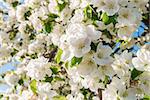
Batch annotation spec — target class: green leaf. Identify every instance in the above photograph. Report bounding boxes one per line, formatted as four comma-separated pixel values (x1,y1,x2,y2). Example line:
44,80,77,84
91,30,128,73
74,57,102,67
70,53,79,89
131,68,143,80
143,95,150,100
30,79,37,94
44,76,53,83
44,21,54,33
84,6,99,21
142,13,149,20
107,15,117,24
101,12,109,24
53,96,67,100
64,62,69,69
9,31,17,40
102,29,112,39
12,1,19,8
51,67,59,74
101,13,117,25
84,6,92,20
53,76,64,82
103,75,110,87
43,13,58,33
0,94,3,99
90,42,98,52
24,11,31,20
80,88,88,97
48,13,59,21
117,97,120,100
56,1,67,12
80,88,94,100
29,53,38,59
10,48,19,57
18,79,24,85
70,57,82,67
55,49,63,64
29,33,36,40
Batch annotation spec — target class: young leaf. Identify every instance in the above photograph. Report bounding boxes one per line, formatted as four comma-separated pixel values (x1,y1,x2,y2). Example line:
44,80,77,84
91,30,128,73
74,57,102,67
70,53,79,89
55,0,67,12
12,1,19,8
84,5,99,21
103,75,110,88
0,95,3,99
10,48,19,57
24,10,31,20
53,76,64,82
44,21,54,33
84,6,92,20
131,68,143,80
143,95,150,100
90,42,98,52
56,2,67,12
101,12,109,24
44,76,53,83
9,31,17,40
55,49,63,64
29,53,38,59
53,96,67,100
70,57,82,67
48,13,59,21
43,13,58,33
18,79,24,85
51,66,59,74
30,79,37,94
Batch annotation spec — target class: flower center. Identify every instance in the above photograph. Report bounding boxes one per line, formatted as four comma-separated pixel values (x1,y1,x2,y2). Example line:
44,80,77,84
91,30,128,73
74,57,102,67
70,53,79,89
122,13,129,19
97,52,103,59
78,43,85,49
108,3,114,9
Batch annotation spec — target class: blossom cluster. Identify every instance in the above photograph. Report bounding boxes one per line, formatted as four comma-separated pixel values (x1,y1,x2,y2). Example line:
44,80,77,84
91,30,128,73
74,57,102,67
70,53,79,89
0,0,149,100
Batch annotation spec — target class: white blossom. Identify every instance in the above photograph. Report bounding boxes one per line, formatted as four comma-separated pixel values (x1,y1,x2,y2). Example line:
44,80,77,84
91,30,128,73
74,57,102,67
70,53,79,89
76,53,97,76
69,0,81,9
132,48,150,72
92,0,119,16
26,57,52,80
4,73,19,86
37,82,52,93
112,50,133,78
0,0,149,99
16,5,28,22
71,9,84,23
93,43,113,65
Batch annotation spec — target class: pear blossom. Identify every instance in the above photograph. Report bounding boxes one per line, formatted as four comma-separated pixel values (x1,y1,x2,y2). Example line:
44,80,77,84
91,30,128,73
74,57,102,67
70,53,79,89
37,82,52,93
112,50,133,78
96,21,106,30
138,72,150,95
60,34,73,61
69,35,91,57
69,0,81,9
117,7,139,27
132,48,150,72
102,0,120,16
86,25,102,41
92,0,120,16
76,54,97,76
0,0,149,99
26,57,52,80
16,5,28,22
4,73,19,86
117,25,137,40
51,24,64,46
93,43,113,65
70,9,84,23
